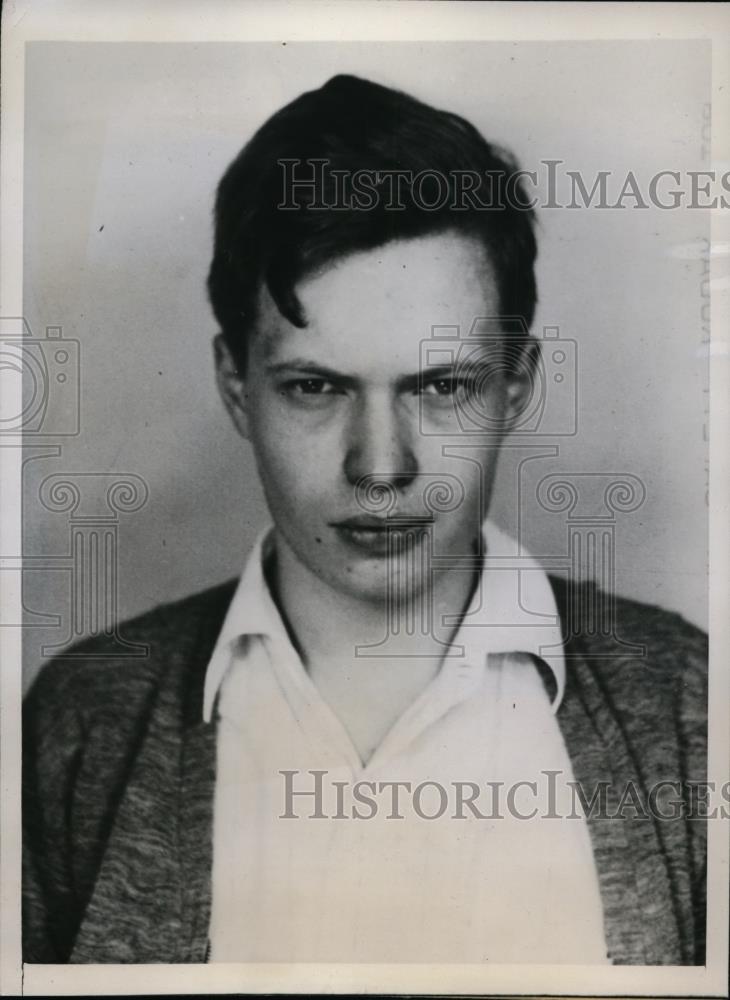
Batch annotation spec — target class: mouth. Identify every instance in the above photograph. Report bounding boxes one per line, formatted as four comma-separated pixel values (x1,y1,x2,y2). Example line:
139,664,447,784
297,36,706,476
330,516,430,556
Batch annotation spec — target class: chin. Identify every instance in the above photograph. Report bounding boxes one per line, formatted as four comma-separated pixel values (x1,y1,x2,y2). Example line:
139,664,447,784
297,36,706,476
328,565,390,603
335,560,431,605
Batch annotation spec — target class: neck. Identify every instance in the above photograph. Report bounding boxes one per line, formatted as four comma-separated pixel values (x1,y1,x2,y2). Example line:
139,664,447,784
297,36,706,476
267,531,479,669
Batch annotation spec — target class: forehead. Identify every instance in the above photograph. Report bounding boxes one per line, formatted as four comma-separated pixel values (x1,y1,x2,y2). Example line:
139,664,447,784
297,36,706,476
253,232,500,373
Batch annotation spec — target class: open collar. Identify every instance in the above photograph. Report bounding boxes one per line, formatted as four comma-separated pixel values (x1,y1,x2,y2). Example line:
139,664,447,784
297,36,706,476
202,520,566,724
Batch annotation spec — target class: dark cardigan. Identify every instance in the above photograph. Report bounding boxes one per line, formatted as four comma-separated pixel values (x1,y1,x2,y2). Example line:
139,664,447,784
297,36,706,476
22,575,708,965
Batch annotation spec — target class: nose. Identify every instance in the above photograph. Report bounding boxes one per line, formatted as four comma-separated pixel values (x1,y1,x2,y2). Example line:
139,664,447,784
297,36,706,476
343,392,418,490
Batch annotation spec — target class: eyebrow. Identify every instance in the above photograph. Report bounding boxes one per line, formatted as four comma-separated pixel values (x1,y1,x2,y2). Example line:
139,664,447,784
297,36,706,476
264,359,469,392
265,360,351,380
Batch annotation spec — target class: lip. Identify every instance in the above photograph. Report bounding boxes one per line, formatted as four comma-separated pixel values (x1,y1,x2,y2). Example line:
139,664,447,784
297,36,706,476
333,516,391,530
330,516,430,556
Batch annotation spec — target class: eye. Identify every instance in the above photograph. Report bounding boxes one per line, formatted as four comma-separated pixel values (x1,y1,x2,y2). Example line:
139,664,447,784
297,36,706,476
279,376,345,402
420,376,465,398
289,377,331,395
428,378,455,396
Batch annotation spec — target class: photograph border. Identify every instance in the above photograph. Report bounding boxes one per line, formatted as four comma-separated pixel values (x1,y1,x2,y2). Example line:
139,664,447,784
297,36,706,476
1,2,728,996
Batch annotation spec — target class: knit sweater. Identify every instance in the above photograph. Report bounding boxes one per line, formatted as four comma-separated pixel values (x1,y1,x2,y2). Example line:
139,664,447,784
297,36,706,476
22,575,707,964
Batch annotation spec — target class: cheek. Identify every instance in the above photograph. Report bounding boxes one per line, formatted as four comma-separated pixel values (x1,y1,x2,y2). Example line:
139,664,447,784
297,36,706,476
248,411,338,511
415,444,502,523
416,440,503,483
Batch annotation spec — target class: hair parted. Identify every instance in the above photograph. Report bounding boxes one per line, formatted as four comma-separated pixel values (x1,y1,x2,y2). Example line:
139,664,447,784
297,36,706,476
207,74,538,371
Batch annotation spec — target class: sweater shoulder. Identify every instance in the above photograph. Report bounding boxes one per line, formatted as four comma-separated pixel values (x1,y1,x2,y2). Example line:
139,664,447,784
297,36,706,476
550,575,707,728
549,574,707,662
611,589,706,653
24,578,238,721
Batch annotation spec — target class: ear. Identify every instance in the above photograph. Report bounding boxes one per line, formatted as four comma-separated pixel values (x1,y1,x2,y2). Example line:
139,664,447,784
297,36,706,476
214,334,251,440
503,336,541,429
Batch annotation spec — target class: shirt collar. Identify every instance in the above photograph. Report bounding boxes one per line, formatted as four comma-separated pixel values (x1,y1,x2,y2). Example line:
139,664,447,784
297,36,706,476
457,519,565,709
203,520,565,723
202,529,279,722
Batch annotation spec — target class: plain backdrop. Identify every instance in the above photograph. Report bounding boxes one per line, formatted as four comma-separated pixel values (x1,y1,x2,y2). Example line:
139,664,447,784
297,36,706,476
21,40,710,689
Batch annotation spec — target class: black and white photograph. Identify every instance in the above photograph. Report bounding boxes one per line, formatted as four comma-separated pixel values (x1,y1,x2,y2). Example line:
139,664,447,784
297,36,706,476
1,2,728,996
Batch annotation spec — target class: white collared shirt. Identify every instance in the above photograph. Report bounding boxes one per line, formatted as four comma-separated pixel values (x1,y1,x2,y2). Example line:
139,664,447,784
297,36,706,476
204,521,608,963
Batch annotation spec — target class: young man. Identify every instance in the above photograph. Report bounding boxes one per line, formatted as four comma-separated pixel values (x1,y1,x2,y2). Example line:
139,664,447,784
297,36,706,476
23,75,707,965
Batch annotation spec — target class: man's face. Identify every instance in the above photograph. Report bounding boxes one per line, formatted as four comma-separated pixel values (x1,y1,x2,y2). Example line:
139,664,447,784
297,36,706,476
217,231,534,603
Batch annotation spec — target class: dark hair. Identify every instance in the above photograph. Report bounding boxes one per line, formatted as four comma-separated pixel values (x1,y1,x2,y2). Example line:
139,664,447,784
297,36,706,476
207,74,537,371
